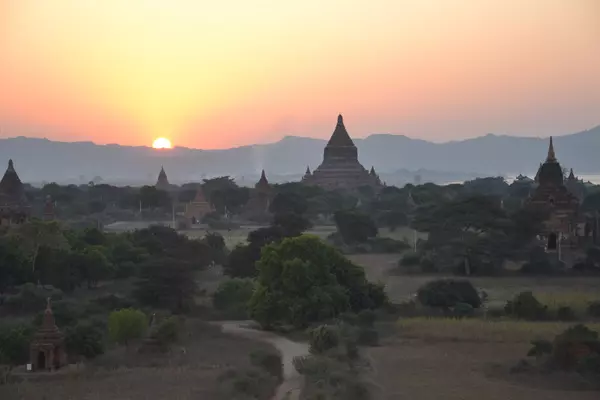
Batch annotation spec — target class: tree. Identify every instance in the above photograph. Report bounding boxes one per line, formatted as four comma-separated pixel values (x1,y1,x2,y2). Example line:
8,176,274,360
135,259,197,312
78,247,114,288
12,220,68,274
248,235,387,328
224,226,285,278
272,212,312,237
333,210,378,243
108,308,147,346
378,210,408,231
269,192,308,216
138,186,171,210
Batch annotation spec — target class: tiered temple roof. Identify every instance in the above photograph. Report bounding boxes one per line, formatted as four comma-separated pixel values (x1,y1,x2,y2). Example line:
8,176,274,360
0,159,30,225
155,166,171,190
302,115,381,191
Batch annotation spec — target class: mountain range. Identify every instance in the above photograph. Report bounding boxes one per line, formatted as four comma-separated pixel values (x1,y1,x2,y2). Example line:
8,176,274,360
1,125,599,186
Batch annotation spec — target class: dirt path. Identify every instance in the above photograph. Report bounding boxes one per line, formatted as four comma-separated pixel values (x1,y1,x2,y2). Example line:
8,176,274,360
214,321,309,400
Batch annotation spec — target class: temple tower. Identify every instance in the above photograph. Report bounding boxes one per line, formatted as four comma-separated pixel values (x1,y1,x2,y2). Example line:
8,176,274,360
30,299,67,371
0,159,31,226
184,187,214,224
302,115,381,191
526,137,580,253
243,170,273,221
155,166,171,191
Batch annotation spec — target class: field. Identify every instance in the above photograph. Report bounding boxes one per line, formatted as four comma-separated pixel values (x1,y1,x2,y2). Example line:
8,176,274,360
348,253,600,399
0,320,276,400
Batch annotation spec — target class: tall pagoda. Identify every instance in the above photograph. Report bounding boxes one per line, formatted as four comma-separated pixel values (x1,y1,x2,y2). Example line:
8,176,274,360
243,170,273,220
302,115,381,191
526,137,581,251
185,187,214,223
0,159,30,226
155,166,171,191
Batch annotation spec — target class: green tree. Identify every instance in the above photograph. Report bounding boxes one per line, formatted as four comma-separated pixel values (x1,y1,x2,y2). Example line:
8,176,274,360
108,308,147,346
333,210,378,244
135,259,196,312
0,323,33,365
272,212,312,237
269,192,308,216
79,247,114,288
248,235,387,328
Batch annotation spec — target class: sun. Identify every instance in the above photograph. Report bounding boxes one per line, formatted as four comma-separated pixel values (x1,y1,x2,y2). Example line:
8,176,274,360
152,137,172,149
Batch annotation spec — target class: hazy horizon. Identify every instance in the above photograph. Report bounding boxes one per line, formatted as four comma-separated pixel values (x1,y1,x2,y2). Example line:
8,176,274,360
1,1,599,149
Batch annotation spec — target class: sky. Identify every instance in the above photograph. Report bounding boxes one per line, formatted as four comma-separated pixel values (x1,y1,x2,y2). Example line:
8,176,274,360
1,0,599,149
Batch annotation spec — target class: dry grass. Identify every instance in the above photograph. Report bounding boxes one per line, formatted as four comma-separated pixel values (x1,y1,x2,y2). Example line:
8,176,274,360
535,292,600,316
397,317,600,343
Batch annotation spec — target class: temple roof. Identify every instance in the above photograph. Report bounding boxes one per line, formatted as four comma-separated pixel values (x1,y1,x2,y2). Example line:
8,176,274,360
326,114,355,147
193,187,209,203
0,159,26,204
156,166,169,186
370,166,376,176
537,137,564,186
567,168,575,180
255,170,270,190
305,166,311,175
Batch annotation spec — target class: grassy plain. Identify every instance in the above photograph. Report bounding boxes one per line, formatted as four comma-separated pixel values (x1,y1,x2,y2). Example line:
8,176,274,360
0,320,276,400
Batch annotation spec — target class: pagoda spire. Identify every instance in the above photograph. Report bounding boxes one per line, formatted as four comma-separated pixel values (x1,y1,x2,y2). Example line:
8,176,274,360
305,165,311,175
568,168,575,180
546,137,557,162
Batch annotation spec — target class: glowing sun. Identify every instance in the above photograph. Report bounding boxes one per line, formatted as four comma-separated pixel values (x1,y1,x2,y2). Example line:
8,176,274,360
152,137,172,149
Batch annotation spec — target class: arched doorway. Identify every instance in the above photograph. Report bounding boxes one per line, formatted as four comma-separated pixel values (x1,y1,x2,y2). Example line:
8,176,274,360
548,233,557,250
37,351,46,370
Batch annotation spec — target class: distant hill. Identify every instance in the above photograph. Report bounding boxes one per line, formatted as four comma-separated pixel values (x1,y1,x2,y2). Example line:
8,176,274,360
0,125,599,186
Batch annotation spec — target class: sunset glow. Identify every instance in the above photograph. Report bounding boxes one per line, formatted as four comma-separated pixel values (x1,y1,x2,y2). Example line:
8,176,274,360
0,1,599,149
152,137,172,149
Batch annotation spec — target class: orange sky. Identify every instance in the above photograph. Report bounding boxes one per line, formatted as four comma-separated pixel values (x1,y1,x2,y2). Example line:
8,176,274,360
1,0,599,149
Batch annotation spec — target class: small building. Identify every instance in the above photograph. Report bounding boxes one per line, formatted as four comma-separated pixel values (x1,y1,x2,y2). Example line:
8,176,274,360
0,159,31,226
526,137,581,253
30,299,67,371
184,187,214,223
302,114,382,191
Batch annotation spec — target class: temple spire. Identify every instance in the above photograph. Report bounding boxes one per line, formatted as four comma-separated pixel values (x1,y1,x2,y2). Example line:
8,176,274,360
546,137,557,162
7,159,14,171
305,166,311,175
568,168,575,180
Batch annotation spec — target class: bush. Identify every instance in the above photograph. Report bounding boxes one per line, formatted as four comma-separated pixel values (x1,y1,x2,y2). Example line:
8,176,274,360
150,316,182,347
416,279,481,309
0,323,33,366
556,306,577,321
552,324,600,369
356,327,379,346
452,302,475,318
65,322,105,359
399,251,421,267
367,237,410,253
356,309,376,328
212,278,255,319
527,339,553,358
588,301,600,318
504,292,547,320
108,308,147,346
309,325,340,354
250,348,283,382
217,367,277,400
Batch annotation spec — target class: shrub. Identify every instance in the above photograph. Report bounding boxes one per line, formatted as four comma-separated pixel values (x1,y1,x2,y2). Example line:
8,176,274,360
552,324,600,369
504,292,548,320
527,339,553,358
150,316,182,347
107,308,147,346
452,302,475,318
416,279,481,309
217,367,277,400
0,323,33,365
250,348,283,382
356,327,379,346
399,251,421,267
212,278,255,319
367,237,409,253
588,301,600,318
309,325,340,354
65,322,105,359
556,306,577,321
356,309,376,328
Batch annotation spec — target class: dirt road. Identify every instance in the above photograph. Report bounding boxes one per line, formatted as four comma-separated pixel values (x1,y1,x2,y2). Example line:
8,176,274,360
215,321,309,400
